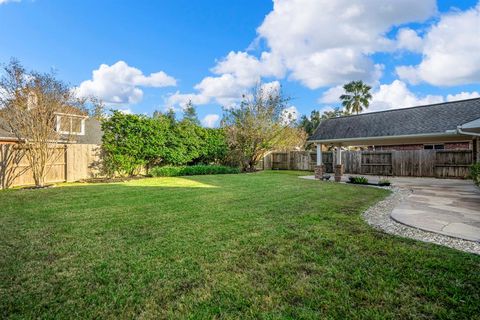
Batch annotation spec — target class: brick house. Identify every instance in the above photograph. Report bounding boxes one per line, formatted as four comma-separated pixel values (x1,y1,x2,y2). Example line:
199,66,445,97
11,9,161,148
307,98,480,180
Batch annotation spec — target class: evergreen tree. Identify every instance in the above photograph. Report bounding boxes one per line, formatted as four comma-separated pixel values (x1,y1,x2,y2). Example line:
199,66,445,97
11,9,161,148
183,100,200,125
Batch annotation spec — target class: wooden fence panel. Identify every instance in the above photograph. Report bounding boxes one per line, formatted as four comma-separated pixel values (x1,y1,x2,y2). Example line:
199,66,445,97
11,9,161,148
272,152,289,170
267,149,473,178
0,143,101,188
361,152,393,176
289,151,311,170
392,150,436,177
342,151,362,174
434,150,472,178
8,146,66,187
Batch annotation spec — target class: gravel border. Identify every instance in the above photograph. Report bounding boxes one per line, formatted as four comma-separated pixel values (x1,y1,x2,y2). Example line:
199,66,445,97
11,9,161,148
363,187,480,255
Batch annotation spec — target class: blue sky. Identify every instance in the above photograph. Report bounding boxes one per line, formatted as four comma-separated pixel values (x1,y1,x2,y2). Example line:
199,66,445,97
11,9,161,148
1,0,479,127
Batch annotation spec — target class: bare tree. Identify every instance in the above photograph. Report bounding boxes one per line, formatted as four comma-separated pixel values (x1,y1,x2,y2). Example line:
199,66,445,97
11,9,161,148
0,59,83,187
222,84,306,171
0,144,27,189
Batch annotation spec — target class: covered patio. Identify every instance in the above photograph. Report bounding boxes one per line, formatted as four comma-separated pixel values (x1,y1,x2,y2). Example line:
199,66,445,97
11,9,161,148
308,98,480,181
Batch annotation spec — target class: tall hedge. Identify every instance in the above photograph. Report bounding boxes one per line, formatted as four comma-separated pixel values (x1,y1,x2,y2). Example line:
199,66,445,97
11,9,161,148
101,111,228,176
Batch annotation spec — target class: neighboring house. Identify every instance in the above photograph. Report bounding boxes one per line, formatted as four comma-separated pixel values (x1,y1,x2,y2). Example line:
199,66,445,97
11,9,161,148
307,98,480,179
0,113,102,145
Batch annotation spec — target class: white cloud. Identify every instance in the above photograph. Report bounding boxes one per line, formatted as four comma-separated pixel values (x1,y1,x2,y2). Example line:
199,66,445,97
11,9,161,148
76,61,176,105
396,3,480,86
117,108,133,115
256,0,436,88
395,65,422,85
323,80,479,112
319,85,344,104
165,91,210,109
167,52,285,108
168,0,437,107
368,80,443,112
395,28,423,52
446,91,480,101
201,114,220,128
212,51,284,83
260,80,281,96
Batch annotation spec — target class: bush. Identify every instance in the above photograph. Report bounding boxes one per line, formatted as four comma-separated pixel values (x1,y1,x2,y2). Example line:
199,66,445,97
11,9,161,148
101,112,230,177
378,178,391,186
150,165,240,177
348,176,369,184
471,163,480,185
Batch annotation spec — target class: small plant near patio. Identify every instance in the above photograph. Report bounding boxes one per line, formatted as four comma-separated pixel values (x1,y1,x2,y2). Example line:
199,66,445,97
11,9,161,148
471,163,480,185
149,164,240,177
378,178,391,186
348,176,369,184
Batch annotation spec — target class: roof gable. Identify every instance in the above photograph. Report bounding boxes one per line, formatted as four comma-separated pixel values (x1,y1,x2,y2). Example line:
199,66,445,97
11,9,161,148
309,98,480,142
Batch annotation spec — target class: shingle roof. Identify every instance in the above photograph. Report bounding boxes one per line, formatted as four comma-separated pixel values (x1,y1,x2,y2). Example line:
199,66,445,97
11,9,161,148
308,98,480,141
76,118,103,144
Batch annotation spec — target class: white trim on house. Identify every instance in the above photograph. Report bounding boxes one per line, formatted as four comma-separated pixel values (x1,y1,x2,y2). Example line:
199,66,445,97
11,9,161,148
308,132,462,145
55,114,86,136
460,118,480,129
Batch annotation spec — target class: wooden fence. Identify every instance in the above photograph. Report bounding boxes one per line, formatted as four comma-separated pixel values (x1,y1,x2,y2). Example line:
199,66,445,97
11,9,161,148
0,144,101,189
269,150,474,178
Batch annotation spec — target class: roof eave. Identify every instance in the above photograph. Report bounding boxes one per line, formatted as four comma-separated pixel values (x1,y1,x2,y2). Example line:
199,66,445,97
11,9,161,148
307,132,463,145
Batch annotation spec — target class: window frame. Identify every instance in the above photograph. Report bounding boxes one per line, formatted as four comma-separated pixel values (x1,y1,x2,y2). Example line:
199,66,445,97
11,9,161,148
423,144,445,150
55,113,86,136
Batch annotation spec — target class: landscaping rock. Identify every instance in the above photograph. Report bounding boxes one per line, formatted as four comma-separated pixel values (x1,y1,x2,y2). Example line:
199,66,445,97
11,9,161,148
363,187,480,255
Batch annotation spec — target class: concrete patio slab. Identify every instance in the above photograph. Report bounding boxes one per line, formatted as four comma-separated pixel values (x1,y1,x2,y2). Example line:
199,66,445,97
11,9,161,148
388,178,480,242
300,174,480,242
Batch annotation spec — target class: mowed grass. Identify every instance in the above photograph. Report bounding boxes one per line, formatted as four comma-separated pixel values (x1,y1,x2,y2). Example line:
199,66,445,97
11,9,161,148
1,171,479,319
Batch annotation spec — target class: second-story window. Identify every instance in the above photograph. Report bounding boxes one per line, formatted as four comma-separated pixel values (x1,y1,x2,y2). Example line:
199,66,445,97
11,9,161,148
55,114,86,135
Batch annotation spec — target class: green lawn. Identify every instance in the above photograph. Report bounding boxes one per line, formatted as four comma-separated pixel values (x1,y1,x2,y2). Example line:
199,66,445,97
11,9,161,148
1,171,479,319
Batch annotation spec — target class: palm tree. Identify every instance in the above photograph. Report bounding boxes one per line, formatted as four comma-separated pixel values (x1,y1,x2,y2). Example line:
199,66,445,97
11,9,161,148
339,80,372,114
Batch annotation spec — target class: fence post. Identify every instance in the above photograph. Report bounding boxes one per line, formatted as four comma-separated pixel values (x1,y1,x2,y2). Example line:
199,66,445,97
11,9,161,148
0,144,4,190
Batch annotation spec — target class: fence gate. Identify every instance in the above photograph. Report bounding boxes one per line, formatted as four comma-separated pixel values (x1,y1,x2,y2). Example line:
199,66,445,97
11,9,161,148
434,150,472,178
361,152,393,176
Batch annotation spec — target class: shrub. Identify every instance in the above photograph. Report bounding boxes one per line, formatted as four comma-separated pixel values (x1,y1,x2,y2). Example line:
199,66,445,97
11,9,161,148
378,178,391,186
471,163,480,185
101,112,230,177
150,165,240,177
348,176,369,184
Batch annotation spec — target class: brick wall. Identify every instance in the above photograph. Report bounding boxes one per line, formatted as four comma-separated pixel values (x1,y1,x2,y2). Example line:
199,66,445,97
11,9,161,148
444,142,471,150
371,141,472,151
372,144,423,151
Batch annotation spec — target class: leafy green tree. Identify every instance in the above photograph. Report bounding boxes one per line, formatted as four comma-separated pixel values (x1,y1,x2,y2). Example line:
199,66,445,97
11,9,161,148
298,110,321,137
298,107,349,137
165,108,176,125
101,111,171,176
182,100,200,125
340,80,372,114
222,84,306,171
101,111,230,176
195,128,228,164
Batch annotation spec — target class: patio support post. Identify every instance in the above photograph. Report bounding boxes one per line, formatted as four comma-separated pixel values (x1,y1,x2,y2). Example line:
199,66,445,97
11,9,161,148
334,146,343,182
314,144,325,179
476,137,480,163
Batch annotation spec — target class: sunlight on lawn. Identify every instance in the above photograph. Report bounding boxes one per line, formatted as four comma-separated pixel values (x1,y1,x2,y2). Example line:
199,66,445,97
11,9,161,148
123,177,218,188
